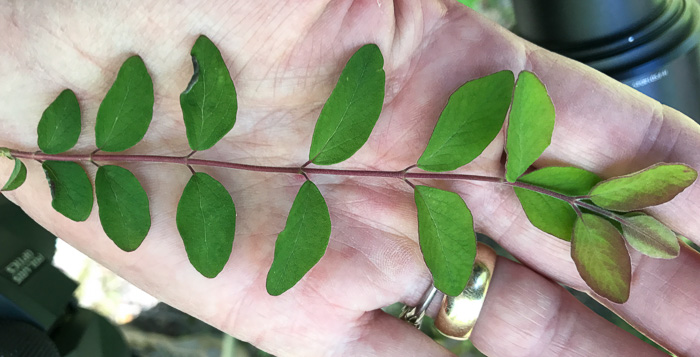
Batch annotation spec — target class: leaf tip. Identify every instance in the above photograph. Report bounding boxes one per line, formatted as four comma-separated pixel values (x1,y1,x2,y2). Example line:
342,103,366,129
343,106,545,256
265,276,286,297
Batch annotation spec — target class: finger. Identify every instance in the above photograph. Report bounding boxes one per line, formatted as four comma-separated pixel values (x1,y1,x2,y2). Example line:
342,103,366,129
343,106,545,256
340,311,453,357
527,50,700,245
470,258,665,357
457,167,700,354
413,4,700,355
498,26,700,357
455,120,700,353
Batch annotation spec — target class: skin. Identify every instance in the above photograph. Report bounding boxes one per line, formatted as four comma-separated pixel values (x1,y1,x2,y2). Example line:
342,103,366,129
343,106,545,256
1,1,700,355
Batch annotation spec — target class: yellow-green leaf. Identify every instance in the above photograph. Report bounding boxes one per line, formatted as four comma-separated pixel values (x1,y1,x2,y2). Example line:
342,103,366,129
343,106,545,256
414,185,476,296
505,71,555,182
180,35,237,151
418,71,514,172
176,172,236,278
514,167,600,240
95,56,154,152
620,213,679,259
37,89,81,154
309,44,385,165
96,165,151,252
266,181,331,296
42,161,93,222
590,163,697,211
571,214,631,304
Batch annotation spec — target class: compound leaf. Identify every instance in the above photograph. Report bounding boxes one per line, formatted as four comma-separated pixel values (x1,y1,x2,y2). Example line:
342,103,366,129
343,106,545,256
180,35,237,151
37,89,81,154
95,165,151,252
2,158,27,191
505,71,555,182
414,185,476,296
590,163,697,212
571,213,631,304
418,70,514,172
95,56,154,152
620,213,679,259
266,181,331,296
514,166,600,241
42,161,93,222
309,44,385,165
176,172,236,278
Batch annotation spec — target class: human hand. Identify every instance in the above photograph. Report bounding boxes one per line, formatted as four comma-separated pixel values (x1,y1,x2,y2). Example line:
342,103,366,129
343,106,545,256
1,1,699,356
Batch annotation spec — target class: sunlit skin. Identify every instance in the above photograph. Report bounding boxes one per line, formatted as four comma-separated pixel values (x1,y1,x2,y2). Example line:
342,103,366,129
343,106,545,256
2,1,700,356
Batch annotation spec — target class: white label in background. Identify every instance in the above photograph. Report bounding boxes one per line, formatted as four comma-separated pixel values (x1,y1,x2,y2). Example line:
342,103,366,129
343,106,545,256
628,69,669,88
3,249,45,285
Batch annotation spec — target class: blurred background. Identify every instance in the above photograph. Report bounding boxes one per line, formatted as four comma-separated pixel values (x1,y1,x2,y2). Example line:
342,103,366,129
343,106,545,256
3,0,700,356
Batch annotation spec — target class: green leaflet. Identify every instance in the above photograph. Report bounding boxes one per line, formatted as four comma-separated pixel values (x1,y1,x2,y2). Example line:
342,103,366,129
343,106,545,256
180,35,238,151
514,167,600,241
418,71,514,172
176,172,236,278
309,44,385,165
571,214,631,304
266,181,331,296
414,185,476,296
95,165,151,252
42,161,93,222
620,213,679,259
2,158,27,191
95,56,154,152
590,163,697,212
37,89,81,154
505,71,555,182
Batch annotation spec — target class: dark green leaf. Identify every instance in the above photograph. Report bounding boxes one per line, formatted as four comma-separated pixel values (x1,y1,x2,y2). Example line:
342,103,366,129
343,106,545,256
414,185,476,296
505,71,555,182
95,55,154,152
180,35,237,151
2,158,27,191
309,44,385,165
176,172,236,278
37,89,81,154
42,161,93,222
417,71,514,172
571,213,631,304
620,213,679,259
95,165,151,252
590,163,697,211
266,181,331,296
514,167,600,241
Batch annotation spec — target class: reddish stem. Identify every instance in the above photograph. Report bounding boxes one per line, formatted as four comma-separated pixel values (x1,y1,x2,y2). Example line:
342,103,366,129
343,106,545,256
9,149,608,216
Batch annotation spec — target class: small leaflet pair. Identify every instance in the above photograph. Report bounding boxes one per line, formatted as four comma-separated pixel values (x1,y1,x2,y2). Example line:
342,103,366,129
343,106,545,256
515,163,696,303
1,37,696,302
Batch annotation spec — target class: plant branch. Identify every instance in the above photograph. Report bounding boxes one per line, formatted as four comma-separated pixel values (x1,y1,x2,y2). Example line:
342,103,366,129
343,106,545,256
501,181,576,204
9,150,506,182
9,149,618,219
573,199,620,220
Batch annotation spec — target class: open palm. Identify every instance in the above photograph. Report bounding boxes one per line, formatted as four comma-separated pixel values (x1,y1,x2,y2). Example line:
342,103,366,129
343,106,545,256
2,1,700,356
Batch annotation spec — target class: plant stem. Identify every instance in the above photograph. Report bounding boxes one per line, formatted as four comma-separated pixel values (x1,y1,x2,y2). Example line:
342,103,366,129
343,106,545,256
7,149,604,214
573,199,620,220
10,150,505,182
500,181,575,204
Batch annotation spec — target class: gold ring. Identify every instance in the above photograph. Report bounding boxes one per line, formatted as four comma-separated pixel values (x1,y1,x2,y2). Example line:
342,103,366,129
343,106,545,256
434,242,497,340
